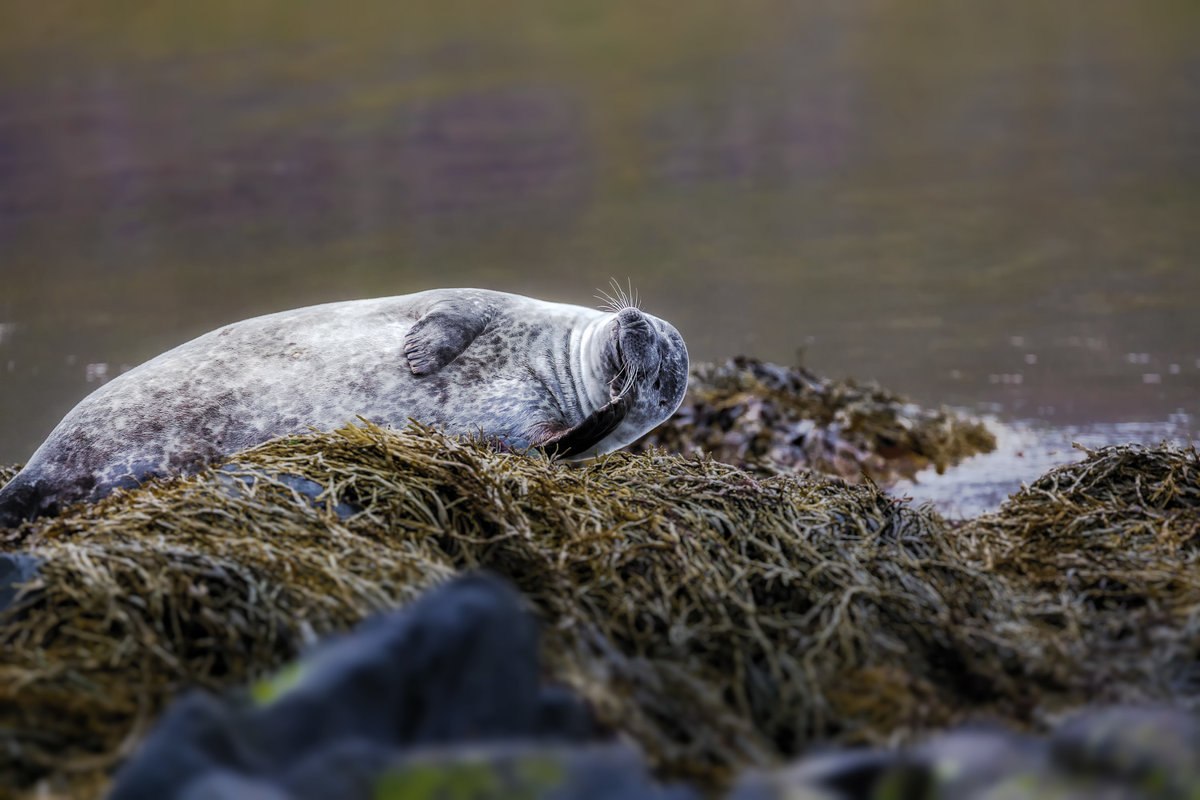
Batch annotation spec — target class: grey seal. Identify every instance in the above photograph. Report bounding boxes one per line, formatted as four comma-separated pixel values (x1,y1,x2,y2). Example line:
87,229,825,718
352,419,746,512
0,288,688,525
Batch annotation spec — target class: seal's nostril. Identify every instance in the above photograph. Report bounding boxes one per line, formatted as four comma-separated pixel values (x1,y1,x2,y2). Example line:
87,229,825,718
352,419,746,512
617,307,646,327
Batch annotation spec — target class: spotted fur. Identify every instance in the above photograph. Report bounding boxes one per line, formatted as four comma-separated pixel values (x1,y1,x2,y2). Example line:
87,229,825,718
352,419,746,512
0,289,689,525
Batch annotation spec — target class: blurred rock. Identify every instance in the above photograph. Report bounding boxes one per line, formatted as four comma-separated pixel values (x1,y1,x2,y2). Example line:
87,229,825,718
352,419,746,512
736,715,1200,800
109,572,601,800
1050,706,1200,795
913,727,1046,799
0,551,41,616
732,749,923,800
364,743,695,800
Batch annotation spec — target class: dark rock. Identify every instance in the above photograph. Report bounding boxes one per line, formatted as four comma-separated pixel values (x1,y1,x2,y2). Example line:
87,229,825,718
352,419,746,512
732,749,927,800
173,743,694,800
1050,705,1200,792
302,742,694,800
179,772,288,800
244,571,573,762
216,464,362,519
969,772,1147,800
109,573,602,800
0,551,42,617
107,691,264,800
913,726,1046,798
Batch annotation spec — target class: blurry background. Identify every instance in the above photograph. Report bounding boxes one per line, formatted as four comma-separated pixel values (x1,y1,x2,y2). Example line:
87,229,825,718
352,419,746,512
0,0,1197,474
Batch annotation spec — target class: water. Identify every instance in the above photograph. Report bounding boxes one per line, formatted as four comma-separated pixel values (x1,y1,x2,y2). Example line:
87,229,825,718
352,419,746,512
895,415,1196,518
1,1,1197,507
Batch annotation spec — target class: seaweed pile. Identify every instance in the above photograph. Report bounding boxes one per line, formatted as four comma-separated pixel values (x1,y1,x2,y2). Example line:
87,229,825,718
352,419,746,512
962,443,1200,700
633,358,996,482
4,421,1198,798
0,463,19,487
109,574,1200,800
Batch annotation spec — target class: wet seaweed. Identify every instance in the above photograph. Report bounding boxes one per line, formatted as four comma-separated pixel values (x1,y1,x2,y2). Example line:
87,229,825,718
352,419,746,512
2,435,1196,799
0,463,20,487
634,358,996,482
960,443,1200,700
1,422,1039,796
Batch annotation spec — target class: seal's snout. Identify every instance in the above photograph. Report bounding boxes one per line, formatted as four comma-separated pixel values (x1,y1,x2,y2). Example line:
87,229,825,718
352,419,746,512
614,308,661,382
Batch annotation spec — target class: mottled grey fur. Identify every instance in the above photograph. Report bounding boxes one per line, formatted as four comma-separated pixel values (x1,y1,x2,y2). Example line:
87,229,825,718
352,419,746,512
0,289,688,525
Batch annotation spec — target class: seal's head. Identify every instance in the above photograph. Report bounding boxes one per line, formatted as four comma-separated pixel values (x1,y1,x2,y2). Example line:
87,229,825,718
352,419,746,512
573,304,688,458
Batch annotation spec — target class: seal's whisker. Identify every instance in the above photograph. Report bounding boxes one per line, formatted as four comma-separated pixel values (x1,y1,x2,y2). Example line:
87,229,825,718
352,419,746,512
608,277,632,310
625,364,639,398
616,361,639,400
609,359,628,392
610,358,637,400
594,288,622,313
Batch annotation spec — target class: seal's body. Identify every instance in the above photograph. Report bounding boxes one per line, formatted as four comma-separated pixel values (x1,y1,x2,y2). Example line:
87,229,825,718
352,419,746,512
0,289,688,525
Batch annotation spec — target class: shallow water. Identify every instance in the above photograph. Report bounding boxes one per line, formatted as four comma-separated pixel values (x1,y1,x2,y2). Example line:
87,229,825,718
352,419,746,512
894,415,1196,518
0,2,1197,487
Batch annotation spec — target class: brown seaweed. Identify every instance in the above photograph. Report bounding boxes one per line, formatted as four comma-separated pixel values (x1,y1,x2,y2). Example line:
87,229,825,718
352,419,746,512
633,358,996,482
5,424,1197,798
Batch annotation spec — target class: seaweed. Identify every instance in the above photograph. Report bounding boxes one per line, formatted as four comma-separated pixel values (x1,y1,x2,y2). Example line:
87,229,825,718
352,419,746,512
1,403,1195,800
1,422,1039,797
633,358,996,482
961,443,1200,698
0,463,20,487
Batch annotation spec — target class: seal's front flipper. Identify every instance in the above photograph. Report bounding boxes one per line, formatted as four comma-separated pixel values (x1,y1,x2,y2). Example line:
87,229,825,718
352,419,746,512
534,395,630,459
403,299,494,376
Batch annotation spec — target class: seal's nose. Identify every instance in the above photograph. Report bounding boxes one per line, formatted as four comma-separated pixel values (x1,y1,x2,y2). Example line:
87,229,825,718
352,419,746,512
616,307,647,328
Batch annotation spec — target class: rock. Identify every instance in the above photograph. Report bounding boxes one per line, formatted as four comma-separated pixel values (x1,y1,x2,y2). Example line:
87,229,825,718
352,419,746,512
973,772,1146,800
1049,706,1200,794
109,573,601,800
107,691,258,800
913,727,1046,799
734,716,1200,800
735,749,927,800
353,743,694,800
730,749,909,800
216,464,362,519
172,743,693,800
0,551,42,617
180,773,289,800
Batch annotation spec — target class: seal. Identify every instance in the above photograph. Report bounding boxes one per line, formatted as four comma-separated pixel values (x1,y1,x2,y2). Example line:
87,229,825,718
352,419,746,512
0,288,688,525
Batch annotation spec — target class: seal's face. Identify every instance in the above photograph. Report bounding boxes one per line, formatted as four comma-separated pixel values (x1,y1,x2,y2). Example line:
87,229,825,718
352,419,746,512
592,306,689,453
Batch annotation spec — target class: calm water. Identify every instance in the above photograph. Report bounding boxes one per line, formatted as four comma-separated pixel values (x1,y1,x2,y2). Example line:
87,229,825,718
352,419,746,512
1,1,1197,500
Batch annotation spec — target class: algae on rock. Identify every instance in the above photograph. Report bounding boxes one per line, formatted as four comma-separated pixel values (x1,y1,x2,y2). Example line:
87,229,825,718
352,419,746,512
633,358,996,482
